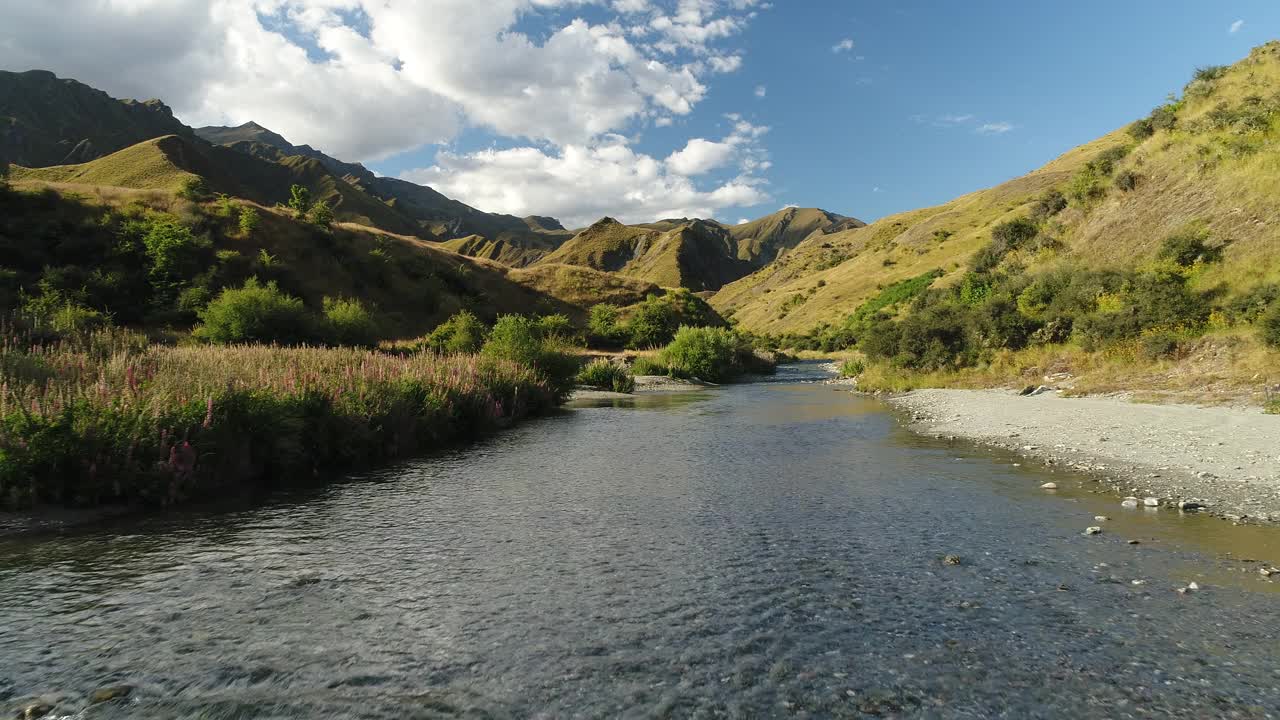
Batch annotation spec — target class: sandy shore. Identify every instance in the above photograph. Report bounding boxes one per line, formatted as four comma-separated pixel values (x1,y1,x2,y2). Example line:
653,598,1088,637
885,389,1280,524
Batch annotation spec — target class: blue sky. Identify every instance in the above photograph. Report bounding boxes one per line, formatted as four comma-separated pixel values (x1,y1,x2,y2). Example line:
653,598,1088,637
3,1,1277,227
371,0,1279,224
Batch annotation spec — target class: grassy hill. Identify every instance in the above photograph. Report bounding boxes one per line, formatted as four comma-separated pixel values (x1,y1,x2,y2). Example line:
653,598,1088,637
715,44,1280,335
714,42,1280,400
0,70,193,167
536,209,854,292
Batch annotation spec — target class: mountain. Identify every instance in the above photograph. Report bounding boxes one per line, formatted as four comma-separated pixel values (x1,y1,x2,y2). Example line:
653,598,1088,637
195,121,573,259
0,69,193,167
713,42,1280,341
535,208,858,292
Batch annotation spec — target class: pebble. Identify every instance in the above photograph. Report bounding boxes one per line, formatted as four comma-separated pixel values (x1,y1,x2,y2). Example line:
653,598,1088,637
942,554,963,566
1040,482,1058,490
1085,526,1102,535
1143,497,1161,507
90,685,133,704
1121,499,1139,509
1094,516,1109,522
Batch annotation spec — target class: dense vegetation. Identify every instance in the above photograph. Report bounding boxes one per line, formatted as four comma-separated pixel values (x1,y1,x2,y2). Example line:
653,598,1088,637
0,326,558,510
586,290,722,349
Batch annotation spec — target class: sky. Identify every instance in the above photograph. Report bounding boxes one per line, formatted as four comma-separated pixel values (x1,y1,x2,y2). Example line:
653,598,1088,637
1,1,1277,227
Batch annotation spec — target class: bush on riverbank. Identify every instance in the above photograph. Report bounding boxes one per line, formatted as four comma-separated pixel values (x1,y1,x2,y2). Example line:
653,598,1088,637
0,328,558,510
655,326,776,382
575,359,635,393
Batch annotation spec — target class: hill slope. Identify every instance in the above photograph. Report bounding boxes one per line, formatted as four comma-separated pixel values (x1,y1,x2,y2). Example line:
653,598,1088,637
0,69,193,167
536,208,855,292
713,43,1280,338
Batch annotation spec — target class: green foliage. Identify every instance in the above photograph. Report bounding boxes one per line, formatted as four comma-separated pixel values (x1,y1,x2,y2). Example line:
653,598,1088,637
1227,283,1280,322
176,175,211,201
849,269,944,326
1087,146,1131,176
575,359,635,393
535,313,574,341
322,296,379,347
308,200,334,229
1261,302,1280,348
1127,118,1155,141
288,184,313,218
1066,166,1107,206
839,358,865,377
1074,270,1210,347
138,215,208,301
214,194,237,218
588,303,625,347
861,302,974,371
1029,190,1068,221
1139,331,1181,360
1114,170,1140,192
424,310,488,354
657,326,743,382
630,356,670,376
238,206,261,235
971,218,1039,272
1149,103,1180,133
624,290,720,349
1157,226,1222,266
196,278,312,345
482,315,578,396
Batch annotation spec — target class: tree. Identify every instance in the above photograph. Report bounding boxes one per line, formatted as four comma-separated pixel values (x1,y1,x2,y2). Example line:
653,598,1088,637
288,184,313,218
196,278,312,345
308,200,334,229
176,176,211,201
238,207,261,236
323,296,379,347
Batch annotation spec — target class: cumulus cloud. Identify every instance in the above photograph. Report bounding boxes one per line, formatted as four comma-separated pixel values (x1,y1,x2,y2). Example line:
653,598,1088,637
754,85,767,98
401,134,769,227
832,38,854,53
0,0,763,160
1230,19,1245,34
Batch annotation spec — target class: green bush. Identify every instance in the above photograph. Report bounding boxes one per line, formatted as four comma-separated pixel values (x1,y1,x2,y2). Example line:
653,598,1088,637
839,358,865,377
970,218,1038,272
196,278,312,345
288,184,313,218
1149,103,1179,132
308,200,334,229
1029,190,1068,220
1066,167,1107,205
588,303,626,347
1157,227,1221,267
1261,303,1280,348
657,326,742,382
424,310,488,354
535,313,574,341
238,207,261,236
630,357,670,376
1227,283,1280,322
1127,118,1155,141
1115,170,1140,192
176,176,212,201
1139,331,1181,360
576,359,635,393
482,315,578,395
323,297,379,347
861,302,975,371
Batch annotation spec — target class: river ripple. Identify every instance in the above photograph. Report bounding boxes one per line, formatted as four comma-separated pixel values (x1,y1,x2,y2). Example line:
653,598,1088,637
2,367,1279,718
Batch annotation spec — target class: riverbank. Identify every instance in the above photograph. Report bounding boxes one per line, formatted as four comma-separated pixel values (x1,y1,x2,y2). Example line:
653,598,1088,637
885,388,1280,524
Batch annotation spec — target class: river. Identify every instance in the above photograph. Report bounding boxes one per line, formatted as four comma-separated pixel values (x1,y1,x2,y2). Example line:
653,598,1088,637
2,364,1279,718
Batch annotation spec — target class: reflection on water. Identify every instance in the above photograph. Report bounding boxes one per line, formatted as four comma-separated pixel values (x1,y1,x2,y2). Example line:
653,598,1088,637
2,366,1279,718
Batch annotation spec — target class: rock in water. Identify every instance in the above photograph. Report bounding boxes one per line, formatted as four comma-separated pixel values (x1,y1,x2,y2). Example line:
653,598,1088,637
90,685,133,704
17,701,55,719
1121,498,1139,509
1040,482,1058,490
1178,501,1203,511
1143,497,1160,507
1085,526,1102,535
942,554,963,566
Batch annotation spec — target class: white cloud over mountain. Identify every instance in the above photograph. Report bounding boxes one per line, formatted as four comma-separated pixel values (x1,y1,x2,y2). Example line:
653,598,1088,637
0,0,772,221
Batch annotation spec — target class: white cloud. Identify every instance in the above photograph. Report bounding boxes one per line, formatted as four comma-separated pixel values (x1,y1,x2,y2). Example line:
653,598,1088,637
977,121,1014,135
1230,19,1245,34
0,0,763,160
754,84,766,98
401,134,769,227
832,38,854,53
667,138,737,175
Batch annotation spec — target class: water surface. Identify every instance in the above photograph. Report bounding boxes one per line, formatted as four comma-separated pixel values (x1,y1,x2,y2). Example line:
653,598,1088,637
3,366,1279,718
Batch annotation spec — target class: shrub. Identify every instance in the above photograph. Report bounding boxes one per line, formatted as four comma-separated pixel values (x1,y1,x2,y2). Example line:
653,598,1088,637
196,278,312,345
288,184,312,218
176,176,212,201
588,303,625,347
657,326,742,382
482,315,577,395
1261,303,1280,348
1139,331,1181,360
323,297,379,347
535,313,574,341
1127,118,1155,141
576,359,635,393
1066,167,1107,205
308,200,334,229
1157,226,1221,267
1029,190,1068,220
624,291,719,349
1149,103,1179,132
1115,170,1140,192
1227,283,1280,322
630,356,670,376
839,358,865,377
861,302,975,371
238,207,261,235
424,310,488,354
970,218,1038,272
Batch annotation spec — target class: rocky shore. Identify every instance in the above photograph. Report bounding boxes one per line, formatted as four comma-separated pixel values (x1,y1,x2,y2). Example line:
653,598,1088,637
885,389,1280,525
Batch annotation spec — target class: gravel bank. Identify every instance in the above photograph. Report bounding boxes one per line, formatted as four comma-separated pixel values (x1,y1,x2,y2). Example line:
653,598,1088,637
885,389,1280,524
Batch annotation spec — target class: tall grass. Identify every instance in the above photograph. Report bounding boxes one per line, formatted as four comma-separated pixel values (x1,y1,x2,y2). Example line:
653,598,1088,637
0,327,557,509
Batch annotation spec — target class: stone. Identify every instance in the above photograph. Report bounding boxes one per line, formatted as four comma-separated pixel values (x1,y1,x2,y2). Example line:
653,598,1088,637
942,554,963,566
16,701,55,720
1085,526,1102,535
1188,581,1201,591
1121,498,1139,509
1094,516,1110,522
1178,501,1203,511
1143,497,1160,507
1128,539,1141,545
90,685,133,704
1040,482,1058,490
1260,567,1277,578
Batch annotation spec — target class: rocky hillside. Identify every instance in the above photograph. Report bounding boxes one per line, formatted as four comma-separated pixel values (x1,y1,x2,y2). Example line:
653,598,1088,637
536,208,856,292
713,42,1280,337
0,70,193,167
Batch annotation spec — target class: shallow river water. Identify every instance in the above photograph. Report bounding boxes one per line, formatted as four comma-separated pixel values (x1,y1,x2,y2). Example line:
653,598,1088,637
3,365,1279,718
